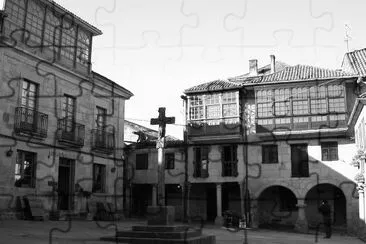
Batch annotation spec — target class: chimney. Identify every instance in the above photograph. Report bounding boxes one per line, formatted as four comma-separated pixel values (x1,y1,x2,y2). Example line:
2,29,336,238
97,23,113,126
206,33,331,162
249,59,258,76
270,55,276,74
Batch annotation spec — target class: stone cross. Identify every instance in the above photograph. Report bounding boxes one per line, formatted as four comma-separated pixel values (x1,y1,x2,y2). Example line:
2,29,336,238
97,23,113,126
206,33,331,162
150,107,175,206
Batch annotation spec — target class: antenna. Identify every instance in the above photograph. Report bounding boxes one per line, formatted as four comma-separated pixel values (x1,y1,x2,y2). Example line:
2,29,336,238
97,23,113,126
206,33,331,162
344,24,352,52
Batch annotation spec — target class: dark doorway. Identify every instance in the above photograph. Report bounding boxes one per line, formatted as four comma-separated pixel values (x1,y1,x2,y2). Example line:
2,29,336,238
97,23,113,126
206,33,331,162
206,185,216,222
58,158,75,210
291,144,309,177
257,185,298,228
132,184,151,217
305,183,346,227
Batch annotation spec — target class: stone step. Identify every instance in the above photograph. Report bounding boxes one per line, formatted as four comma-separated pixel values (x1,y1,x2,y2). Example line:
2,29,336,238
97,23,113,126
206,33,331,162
132,225,191,232
100,234,216,244
116,229,202,239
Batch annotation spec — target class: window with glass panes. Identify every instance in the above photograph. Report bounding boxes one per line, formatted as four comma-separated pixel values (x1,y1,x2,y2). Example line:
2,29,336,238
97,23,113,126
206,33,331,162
292,87,308,115
188,92,239,124
321,142,338,161
44,11,60,49
328,85,345,114
310,86,327,114
14,150,36,188
189,96,204,120
222,92,238,118
274,88,290,116
25,0,44,43
21,80,38,110
62,95,75,132
60,21,76,60
257,90,273,118
6,0,26,27
77,30,90,64
205,94,220,119
96,107,107,129
256,84,346,128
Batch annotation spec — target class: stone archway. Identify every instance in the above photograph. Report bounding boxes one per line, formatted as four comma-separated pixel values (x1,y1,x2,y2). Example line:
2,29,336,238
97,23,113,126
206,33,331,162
305,183,347,228
257,185,299,229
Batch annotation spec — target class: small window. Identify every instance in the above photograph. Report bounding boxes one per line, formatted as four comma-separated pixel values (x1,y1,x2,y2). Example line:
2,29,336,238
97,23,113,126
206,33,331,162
165,153,175,170
321,142,338,161
92,163,106,193
15,150,37,188
262,145,278,164
136,153,148,170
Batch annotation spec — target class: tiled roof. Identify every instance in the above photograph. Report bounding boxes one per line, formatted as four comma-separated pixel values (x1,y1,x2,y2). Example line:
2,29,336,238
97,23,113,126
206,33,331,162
184,61,358,95
343,48,366,76
184,79,242,94
230,64,357,85
231,61,289,79
124,120,180,144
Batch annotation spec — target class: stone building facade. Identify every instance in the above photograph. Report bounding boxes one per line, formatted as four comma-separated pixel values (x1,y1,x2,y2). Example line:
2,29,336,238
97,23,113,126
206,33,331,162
346,48,366,238
0,0,132,219
182,54,360,233
123,120,186,219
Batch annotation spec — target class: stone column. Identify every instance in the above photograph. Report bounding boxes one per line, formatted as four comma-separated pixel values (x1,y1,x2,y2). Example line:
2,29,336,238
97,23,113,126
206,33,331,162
250,198,259,228
358,184,365,223
295,199,308,233
152,184,157,207
215,183,223,225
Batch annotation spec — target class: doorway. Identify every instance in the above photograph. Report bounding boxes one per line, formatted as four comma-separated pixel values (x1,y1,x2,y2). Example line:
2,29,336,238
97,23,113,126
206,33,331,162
58,158,75,210
206,185,217,222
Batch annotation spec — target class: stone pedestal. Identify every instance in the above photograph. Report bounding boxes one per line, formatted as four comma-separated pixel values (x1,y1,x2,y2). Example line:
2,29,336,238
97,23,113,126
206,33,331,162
147,206,175,225
295,201,308,233
101,205,216,243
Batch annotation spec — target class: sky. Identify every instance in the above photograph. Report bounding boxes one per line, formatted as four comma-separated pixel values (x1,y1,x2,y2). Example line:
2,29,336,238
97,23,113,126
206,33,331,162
54,0,366,139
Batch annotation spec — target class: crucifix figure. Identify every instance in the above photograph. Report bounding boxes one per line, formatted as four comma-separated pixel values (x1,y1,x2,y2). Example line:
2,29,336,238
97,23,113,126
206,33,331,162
150,107,175,206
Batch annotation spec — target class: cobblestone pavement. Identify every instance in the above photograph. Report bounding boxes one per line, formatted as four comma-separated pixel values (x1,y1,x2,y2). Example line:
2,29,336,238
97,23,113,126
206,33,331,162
0,220,364,244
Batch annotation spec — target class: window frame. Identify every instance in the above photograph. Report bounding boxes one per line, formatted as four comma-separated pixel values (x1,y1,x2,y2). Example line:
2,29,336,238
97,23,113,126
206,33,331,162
256,83,346,128
193,146,209,178
188,91,239,124
165,153,175,170
321,142,339,161
221,145,238,177
92,163,106,193
14,150,37,188
262,144,278,164
136,153,148,170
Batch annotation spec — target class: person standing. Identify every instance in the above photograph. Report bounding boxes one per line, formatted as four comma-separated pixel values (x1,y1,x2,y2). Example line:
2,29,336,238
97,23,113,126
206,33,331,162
318,200,332,238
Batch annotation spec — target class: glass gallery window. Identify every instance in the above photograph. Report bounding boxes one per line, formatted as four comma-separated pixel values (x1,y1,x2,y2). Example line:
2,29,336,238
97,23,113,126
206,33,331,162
256,84,346,126
188,91,239,124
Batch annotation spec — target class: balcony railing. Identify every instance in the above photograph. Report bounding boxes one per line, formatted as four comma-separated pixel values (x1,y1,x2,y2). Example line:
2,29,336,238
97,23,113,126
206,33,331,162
57,118,85,147
14,107,48,138
222,161,238,177
91,129,115,154
188,117,241,137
